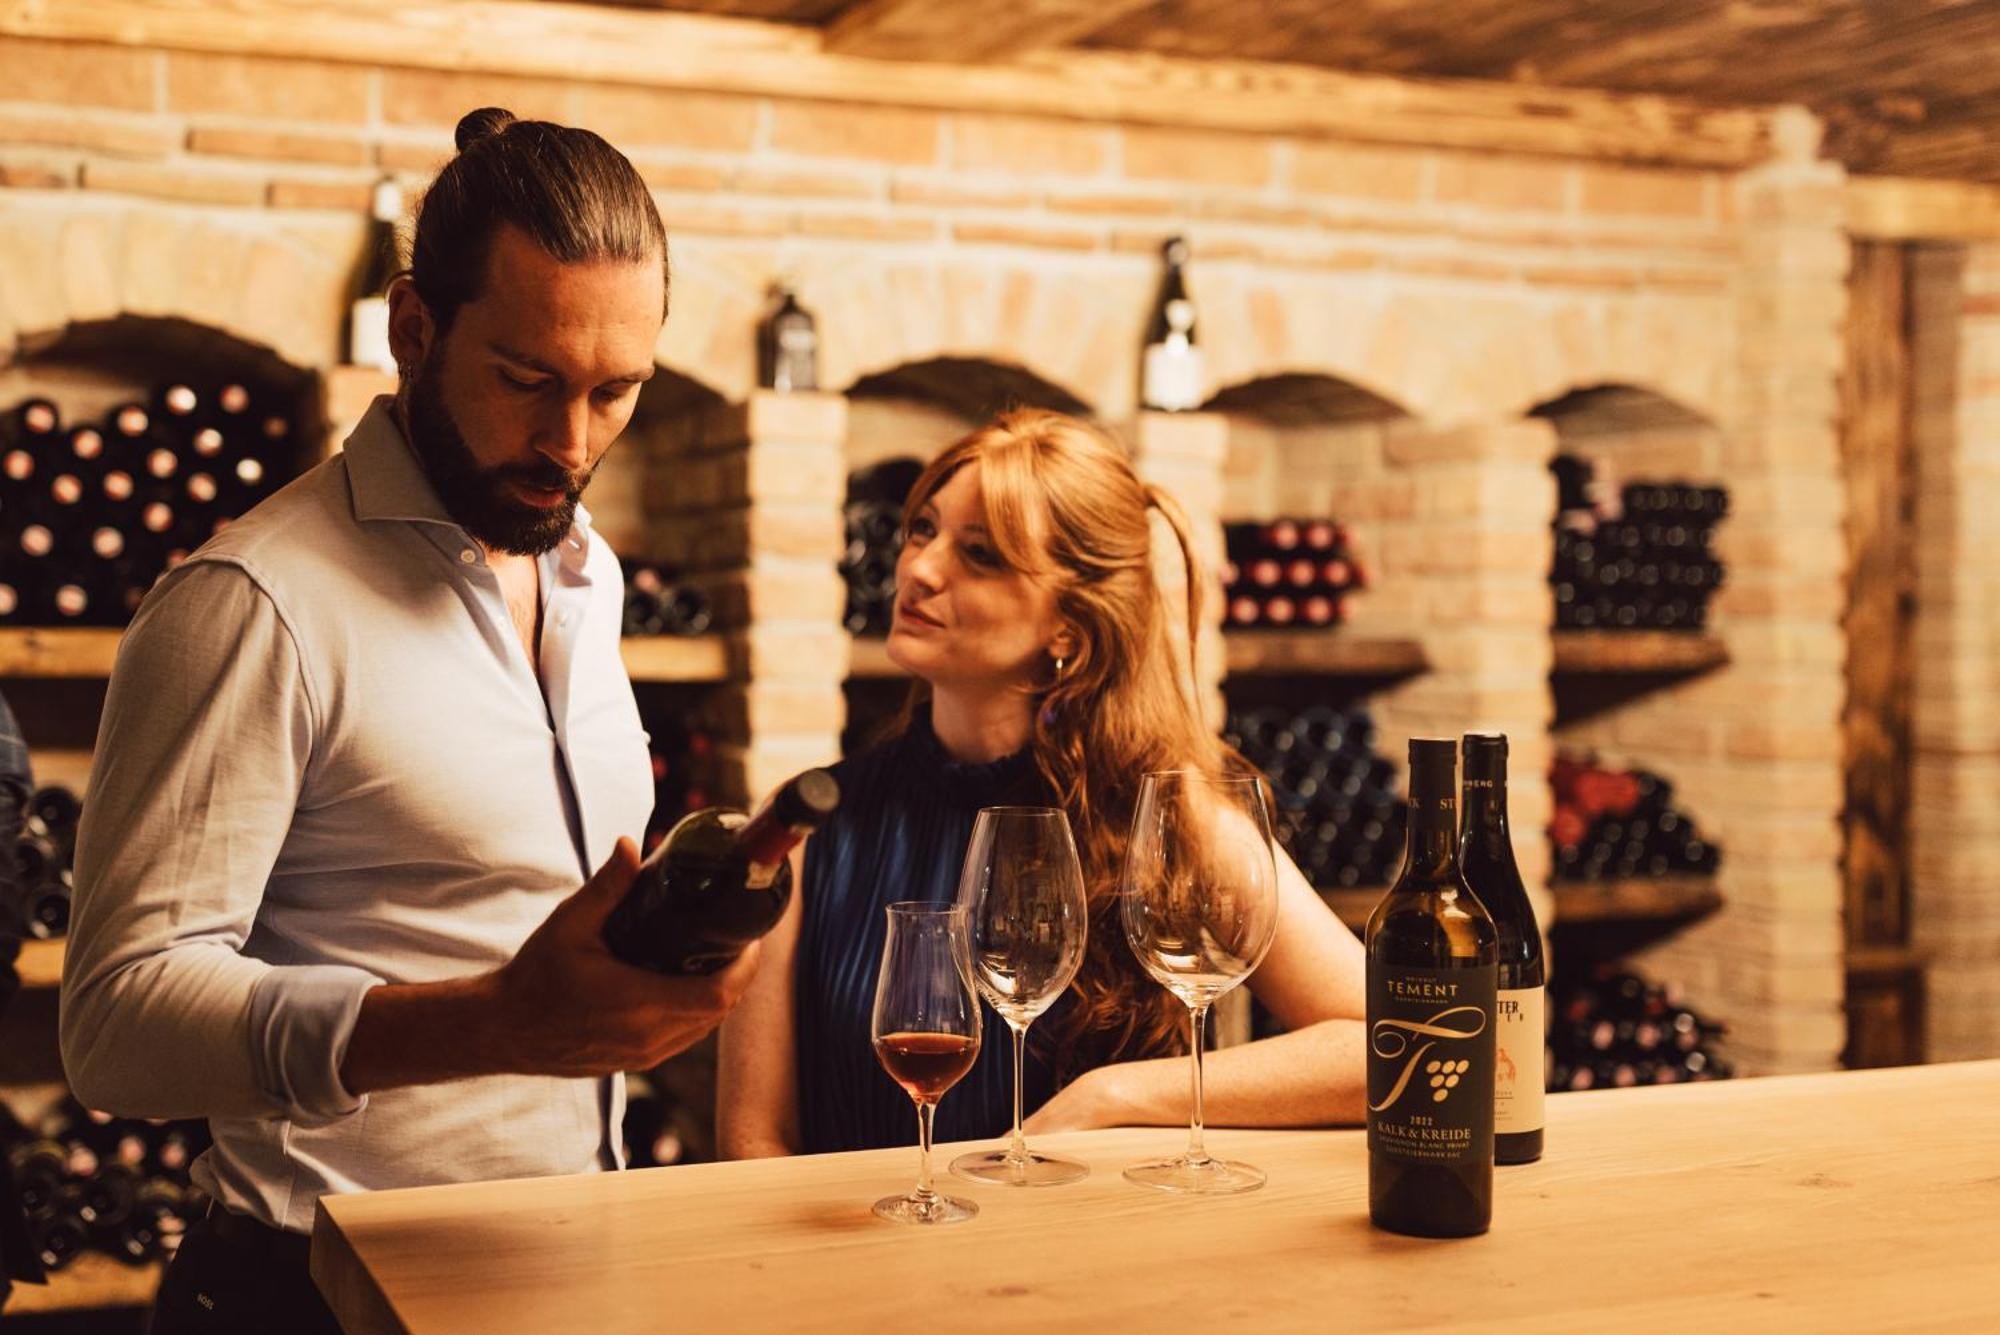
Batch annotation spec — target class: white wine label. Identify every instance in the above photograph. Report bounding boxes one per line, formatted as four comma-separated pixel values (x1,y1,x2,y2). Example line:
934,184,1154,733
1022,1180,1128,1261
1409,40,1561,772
1495,985,1546,1135
1367,964,1496,1167
1142,341,1204,412
348,296,395,373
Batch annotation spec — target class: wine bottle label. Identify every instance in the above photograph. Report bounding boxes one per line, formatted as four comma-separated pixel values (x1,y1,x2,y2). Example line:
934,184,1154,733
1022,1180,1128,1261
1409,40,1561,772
1495,985,1545,1135
1142,340,1203,412
1367,963,1496,1168
348,295,395,372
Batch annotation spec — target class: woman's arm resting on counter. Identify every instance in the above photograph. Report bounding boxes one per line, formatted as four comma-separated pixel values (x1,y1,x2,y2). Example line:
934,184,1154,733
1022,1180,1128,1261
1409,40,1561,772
1026,847,1368,1133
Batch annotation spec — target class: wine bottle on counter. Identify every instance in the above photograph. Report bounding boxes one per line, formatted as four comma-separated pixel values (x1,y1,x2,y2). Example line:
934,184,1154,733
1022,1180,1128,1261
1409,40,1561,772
347,177,404,373
1366,738,1497,1239
757,282,819,392
602,768,840,974
1459,733,1544,1166
1139,236,1202,412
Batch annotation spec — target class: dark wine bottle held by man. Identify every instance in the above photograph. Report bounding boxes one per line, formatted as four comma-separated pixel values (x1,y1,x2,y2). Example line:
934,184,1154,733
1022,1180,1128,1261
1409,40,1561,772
602,768,839,974
1460,733,1545,1165
1366,738,1498,1238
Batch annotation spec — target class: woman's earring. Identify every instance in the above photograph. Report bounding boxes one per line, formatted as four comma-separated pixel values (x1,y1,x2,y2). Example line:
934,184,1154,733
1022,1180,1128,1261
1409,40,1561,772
1052,654,1067,680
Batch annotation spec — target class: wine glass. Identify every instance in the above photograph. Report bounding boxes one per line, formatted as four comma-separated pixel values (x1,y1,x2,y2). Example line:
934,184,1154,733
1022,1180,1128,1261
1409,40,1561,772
871,902,983,1224
949,807,1091,1187
1120,770,1281,1194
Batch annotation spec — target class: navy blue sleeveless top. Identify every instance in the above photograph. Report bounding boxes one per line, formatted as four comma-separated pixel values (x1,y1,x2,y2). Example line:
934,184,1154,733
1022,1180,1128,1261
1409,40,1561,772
796,710,1068,1154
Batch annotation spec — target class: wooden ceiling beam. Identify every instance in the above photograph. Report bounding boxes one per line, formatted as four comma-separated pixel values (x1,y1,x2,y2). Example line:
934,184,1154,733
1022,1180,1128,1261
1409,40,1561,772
823,0,1156,62
3,0,1781,169
1847,176,2000,243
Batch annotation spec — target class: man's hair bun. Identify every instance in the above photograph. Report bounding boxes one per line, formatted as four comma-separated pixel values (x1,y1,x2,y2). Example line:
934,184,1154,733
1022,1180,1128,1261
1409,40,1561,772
455,107,517,152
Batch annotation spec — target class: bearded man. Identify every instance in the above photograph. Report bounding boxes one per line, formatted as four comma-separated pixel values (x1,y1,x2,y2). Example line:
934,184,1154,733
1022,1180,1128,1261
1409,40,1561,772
61,107,751,1334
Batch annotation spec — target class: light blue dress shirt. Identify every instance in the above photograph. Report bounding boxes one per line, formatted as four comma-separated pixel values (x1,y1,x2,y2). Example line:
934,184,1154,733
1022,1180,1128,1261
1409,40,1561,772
62,397,653,1232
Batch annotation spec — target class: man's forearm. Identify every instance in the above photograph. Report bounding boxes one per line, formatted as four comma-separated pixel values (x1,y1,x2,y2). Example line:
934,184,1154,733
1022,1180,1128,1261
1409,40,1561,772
339,972,512,1095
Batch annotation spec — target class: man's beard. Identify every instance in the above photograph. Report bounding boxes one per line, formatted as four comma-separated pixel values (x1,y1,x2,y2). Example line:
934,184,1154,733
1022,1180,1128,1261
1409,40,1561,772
403,352,590,557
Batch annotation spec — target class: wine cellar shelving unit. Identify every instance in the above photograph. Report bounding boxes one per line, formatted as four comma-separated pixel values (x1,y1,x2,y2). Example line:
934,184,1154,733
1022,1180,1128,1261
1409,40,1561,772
2,6,1923,1300
1319,876,1725,935
0,628,736,684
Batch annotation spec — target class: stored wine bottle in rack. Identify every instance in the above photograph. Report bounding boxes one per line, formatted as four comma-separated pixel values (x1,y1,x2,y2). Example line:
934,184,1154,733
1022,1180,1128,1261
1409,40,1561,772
840,457,924,638
1,1094,211,1271
1546,965,1733,1092
0,382,303,625
1459,733,1544,1166
1222,519,1369,630
620,1076,688,1169
6,784,82,940
621,564,713,638
1550,454,1729,632
1140,235,1202,412
1227,704,1406,890
1549,751,1720,882
347,177,405,373
602,768,840,975
1366,738,1497,1239
757,282,819,392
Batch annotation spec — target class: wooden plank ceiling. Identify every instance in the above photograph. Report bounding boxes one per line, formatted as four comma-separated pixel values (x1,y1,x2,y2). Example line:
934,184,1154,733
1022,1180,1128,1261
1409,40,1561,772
584,0,2000,183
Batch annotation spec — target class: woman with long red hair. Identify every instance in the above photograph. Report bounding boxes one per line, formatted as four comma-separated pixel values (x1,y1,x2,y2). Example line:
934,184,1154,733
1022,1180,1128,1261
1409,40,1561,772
718,410,1365,1156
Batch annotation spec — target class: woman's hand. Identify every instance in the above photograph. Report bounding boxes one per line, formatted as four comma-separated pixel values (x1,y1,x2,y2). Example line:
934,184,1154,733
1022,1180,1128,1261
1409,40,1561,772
1022,1064,1127,1135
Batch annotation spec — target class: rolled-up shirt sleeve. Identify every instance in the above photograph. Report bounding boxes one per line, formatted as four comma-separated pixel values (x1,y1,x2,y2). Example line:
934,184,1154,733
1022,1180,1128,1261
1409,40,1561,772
61,559,382,1126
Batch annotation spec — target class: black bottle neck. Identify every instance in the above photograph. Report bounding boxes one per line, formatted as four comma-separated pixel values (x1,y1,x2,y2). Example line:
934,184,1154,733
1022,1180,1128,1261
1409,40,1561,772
1462,774,1511,848
1403,788,1461,882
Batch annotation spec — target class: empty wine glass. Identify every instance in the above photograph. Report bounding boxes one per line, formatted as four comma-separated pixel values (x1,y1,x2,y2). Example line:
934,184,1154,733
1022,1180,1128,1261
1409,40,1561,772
1120,770,1281,1194
871,902,983,1224
949,807,1091,1187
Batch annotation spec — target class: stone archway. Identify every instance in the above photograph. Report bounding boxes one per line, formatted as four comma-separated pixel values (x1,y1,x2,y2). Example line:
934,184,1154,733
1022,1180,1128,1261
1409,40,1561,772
0,203,354,374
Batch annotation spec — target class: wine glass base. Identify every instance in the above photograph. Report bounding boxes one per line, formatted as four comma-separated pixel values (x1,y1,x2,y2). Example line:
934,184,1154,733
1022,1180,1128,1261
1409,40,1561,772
949,1148,1090,1187
1122,1154,1266,1195
872,1191,979,1224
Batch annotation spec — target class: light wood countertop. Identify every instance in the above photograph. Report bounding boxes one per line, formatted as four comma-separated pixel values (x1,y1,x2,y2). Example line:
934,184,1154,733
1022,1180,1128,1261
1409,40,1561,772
313,1060,2000,1333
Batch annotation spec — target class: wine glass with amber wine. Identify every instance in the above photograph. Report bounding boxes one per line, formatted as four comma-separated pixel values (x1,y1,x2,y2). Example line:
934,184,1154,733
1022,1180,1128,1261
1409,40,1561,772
871,902,983,1224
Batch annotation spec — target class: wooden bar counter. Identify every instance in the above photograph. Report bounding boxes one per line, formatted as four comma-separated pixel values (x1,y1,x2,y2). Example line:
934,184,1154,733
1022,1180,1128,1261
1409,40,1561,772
312,1061,2000,1333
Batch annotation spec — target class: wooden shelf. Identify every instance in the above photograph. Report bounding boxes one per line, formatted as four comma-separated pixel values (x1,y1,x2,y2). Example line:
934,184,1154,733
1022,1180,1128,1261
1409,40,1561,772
1226,632,1430,678
1552,876,1723,924
847,638,903,679
1323,878,1723,930
4,1252,164,1314
0,628,121,678
0,630,728,684
1318,887,1384,932
619,635,729,683
29,748,92,794
1552,630,1729,675
15,938,63,990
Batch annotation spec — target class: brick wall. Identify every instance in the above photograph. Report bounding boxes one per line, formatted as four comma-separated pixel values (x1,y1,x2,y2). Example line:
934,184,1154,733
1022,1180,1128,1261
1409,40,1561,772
0,34,1860,1070
1623,142,1853,1073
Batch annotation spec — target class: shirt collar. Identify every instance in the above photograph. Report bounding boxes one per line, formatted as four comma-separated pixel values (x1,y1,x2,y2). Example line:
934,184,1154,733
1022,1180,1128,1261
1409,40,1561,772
342,394,594,540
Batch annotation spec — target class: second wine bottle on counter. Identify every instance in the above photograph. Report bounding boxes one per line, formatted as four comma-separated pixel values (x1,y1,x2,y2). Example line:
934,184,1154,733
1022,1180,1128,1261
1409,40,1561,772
1459,733,1546,1166
602,768,840,975
1365,738,1497,1239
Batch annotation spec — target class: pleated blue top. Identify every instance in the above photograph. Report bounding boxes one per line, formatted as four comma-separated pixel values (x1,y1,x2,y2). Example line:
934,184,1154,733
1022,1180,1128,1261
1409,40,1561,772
796,709,1068,1154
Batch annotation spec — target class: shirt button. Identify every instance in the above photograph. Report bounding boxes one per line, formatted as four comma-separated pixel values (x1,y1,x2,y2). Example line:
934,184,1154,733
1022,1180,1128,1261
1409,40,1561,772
458,548,477,564
556,612,570,627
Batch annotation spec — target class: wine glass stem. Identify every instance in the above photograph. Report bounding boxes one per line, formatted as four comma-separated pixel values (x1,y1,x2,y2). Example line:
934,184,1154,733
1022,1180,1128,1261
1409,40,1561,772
1008,1022,1028,1162
914,1099,938,1201
1187,1002,1211,1164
